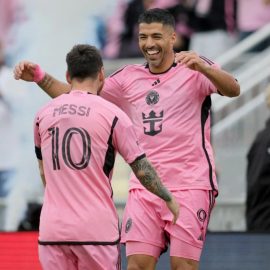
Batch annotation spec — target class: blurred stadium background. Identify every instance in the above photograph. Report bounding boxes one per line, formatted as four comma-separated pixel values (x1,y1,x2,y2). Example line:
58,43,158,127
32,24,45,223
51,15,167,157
0,0,270,269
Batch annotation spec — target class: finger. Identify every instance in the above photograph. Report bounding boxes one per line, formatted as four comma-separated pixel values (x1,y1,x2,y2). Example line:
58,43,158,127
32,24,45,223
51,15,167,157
185,59,196,67
175,56,189,64
14,73,21,80
18,61,34,71
175,56,181,63
174,53,183,63
15,64,23,73
178,56,191,65
26,62,36,70
19,61,26,70
13,67,22,80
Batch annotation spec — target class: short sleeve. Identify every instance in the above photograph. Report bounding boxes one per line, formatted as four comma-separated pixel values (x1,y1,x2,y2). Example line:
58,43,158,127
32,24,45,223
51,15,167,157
113,109,145,164
100,70,124,108
198,57,220,96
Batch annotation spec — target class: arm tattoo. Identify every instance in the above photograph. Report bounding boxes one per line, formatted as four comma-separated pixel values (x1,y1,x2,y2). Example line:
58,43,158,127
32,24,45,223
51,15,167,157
37,73,53,91
130,157,172,202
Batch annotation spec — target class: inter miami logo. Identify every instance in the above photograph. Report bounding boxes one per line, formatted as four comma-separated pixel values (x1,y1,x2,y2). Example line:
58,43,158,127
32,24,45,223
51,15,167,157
125,218,132,233
146,90,159,106
142,110,164,136
197,209,207,241
197,209,207,222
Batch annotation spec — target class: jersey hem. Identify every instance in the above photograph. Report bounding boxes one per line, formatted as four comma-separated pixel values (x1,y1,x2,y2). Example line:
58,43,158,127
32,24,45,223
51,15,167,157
38,236,120,246
128,185,218,192
120,237,164,248
169,232,204,249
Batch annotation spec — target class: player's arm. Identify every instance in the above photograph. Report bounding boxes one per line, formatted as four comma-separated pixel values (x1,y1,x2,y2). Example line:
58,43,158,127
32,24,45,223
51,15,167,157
197,65,240,97
130,157,179,224
34,113,46,187
37,159,46,187
114,111,179,223
175,51,240,97
14,61,70,98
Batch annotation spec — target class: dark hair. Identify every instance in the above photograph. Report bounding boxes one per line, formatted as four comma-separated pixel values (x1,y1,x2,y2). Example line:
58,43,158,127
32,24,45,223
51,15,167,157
138,8,175,29
66,44,103,80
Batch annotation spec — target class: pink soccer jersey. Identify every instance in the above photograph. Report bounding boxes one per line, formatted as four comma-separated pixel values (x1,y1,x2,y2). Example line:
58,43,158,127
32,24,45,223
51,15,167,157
34,90,145,243
101,59,219,192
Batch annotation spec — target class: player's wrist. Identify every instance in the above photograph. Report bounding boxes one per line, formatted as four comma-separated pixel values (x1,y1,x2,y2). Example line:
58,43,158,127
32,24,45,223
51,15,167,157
33,64,45,83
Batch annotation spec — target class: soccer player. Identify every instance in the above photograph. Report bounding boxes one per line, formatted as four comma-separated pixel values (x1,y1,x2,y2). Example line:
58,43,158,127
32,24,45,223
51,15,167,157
32,44,179,270
14,8,240,270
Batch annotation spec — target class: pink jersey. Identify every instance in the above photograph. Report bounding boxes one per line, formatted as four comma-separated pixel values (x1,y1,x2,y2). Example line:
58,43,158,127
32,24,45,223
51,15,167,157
34,90,144,244
101,60,219,192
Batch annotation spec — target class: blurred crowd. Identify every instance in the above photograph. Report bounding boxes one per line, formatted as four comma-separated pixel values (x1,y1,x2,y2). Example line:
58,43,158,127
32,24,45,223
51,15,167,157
0,0,270,232
0,0,45,232
1,0,270,66
101,0,270,59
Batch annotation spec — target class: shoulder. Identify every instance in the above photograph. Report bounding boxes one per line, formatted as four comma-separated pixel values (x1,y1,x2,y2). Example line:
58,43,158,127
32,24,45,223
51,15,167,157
98,95,122,112
108,63,148,78
100,97,131,122
35,94,64,119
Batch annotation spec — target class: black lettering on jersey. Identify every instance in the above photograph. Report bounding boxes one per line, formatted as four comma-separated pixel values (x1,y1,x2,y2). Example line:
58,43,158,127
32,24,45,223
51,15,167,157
53,104,91,117
62,127,91,170
49,127,91,171
142,110,163,136
49,127,60,170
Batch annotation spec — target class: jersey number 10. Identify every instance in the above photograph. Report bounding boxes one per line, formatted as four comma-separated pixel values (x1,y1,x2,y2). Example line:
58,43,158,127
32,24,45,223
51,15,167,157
49,127,91,170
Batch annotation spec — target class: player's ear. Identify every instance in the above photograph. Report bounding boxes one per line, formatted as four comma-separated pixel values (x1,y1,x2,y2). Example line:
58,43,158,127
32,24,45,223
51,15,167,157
99,67,105,83
171,31,176,46
97,67,105,95
66,71,71,84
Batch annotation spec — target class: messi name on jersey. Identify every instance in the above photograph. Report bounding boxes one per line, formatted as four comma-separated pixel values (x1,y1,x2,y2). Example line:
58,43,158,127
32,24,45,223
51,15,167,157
53,104,91,117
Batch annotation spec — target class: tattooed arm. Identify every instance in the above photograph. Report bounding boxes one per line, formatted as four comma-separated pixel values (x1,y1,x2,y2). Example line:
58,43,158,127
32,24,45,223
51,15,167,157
130,157,171,201
37,73,70,98
130,157,179,223
14,61,70,98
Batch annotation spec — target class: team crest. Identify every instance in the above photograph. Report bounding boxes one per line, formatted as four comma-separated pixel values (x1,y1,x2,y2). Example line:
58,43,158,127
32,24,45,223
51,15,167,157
125,218,132,233
146,90,159,105
197,209,207,222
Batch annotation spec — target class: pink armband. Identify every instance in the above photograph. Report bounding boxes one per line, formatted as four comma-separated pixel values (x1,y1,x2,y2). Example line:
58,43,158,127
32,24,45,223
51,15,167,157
33,65,45,83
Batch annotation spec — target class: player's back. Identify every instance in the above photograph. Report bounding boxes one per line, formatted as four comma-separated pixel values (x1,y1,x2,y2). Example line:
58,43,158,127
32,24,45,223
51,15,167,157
35,90,123,244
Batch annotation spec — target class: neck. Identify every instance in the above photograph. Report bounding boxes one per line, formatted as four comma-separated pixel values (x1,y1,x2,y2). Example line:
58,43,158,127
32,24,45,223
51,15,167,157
149,51,175,73
70,79,99,95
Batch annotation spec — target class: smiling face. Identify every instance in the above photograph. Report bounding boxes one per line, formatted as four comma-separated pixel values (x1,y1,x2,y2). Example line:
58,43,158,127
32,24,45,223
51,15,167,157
138,22,176,73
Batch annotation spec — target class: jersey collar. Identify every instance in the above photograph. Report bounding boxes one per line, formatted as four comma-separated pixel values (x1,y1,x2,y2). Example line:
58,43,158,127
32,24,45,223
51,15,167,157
144,62,177,75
